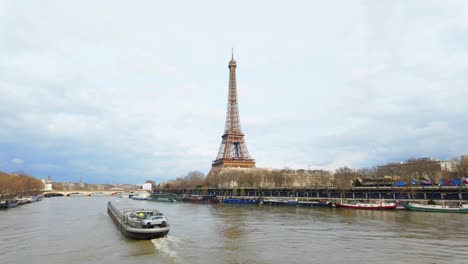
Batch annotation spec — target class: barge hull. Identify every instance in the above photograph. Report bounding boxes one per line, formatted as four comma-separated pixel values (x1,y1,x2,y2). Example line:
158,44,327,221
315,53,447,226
336,204,397,210
297,201,333,207
223,199,259,204
107,202,169,240
403,204,468,213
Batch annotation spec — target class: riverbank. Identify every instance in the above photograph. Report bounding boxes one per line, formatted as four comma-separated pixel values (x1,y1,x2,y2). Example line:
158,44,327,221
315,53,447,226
0,194,43,209
180,186,468,201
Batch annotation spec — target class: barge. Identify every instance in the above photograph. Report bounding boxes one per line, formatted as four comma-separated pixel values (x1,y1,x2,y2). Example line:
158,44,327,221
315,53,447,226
107,201,170,240
403,202,468,213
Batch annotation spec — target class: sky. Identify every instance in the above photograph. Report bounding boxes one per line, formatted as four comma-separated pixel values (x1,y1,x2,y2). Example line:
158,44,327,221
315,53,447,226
1,1,468,184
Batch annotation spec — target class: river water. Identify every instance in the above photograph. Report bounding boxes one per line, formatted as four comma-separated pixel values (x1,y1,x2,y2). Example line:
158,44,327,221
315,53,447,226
1,196,467,264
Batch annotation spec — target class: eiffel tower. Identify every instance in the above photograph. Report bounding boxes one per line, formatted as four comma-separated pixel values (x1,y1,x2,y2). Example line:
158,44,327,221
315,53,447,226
210,53,255,175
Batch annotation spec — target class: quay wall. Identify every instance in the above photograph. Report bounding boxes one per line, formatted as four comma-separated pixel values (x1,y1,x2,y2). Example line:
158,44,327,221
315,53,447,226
179,186,468,201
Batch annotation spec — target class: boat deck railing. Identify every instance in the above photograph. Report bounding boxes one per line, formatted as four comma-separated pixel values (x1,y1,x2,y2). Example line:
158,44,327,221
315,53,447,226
108,202,124,219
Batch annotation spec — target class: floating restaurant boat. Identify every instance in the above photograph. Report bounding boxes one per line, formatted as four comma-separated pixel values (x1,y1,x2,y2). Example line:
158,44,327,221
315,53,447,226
148,192,181,202
403,202,468,213
222,197,260,204
107,202,170,240
335,200,397,210
182,195,220,203
262,198,298,206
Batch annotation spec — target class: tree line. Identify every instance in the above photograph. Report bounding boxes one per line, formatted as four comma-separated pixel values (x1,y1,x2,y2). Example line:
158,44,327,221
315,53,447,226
158,167,365,190
158,159,468,190
0,171,44,199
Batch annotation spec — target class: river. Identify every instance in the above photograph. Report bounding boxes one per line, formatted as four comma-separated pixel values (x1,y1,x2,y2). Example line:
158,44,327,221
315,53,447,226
1,196,467,264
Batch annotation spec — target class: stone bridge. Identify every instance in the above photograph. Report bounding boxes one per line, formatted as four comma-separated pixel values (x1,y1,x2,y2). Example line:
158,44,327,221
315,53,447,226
43,190,117,197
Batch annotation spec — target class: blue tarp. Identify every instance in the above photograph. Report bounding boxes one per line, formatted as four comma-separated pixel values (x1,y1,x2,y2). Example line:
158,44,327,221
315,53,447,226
396,181,406,187
440,178,462,186
450,178,461,186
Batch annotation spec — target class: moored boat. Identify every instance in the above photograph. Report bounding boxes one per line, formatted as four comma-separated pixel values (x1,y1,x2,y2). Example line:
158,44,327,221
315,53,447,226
223,197,260,204
17,197,30,205
262,198,298,206
182,195,220,203
117,192,131,199
298,200,333,207
403,202,468,213
16,195,42,204
68,192,88,197
107,202,170,240
89,192,108,197
148,192,181,202
131,192,151,200
0,200,8,209
4,199,18,208
335,200,397,210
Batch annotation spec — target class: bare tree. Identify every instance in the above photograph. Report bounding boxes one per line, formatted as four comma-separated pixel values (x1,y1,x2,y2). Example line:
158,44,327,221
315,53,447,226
333,167,358,188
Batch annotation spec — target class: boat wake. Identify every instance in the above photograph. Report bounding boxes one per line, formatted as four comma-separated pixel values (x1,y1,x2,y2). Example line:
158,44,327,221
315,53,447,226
151,236,181,261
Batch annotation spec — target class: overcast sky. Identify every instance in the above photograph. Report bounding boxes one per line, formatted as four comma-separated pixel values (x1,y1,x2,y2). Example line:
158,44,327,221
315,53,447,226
1,1,467,183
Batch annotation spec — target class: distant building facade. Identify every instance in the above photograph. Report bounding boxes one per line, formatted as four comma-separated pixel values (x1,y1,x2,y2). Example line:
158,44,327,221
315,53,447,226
42,177,53,191
377,157,457,182
142,182,152,191
462,154,468,167
42,180,53,191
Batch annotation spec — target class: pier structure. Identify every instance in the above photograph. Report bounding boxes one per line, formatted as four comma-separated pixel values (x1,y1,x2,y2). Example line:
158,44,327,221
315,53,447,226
209,52,255,176
181,186,468,201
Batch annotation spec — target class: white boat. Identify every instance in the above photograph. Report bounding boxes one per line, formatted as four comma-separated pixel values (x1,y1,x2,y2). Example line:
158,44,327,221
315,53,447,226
117,192,131,199
89,192,108,196
336,200,397,210
22,195,42,203
68,192,88,197
131,192,150,200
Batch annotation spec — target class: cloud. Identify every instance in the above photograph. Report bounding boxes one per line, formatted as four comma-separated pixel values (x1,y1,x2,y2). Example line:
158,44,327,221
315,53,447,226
11,158,24,164
1,1,468,183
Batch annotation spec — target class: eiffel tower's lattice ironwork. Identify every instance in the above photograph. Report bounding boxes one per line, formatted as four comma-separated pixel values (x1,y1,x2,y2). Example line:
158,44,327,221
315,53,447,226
211,54,255,171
